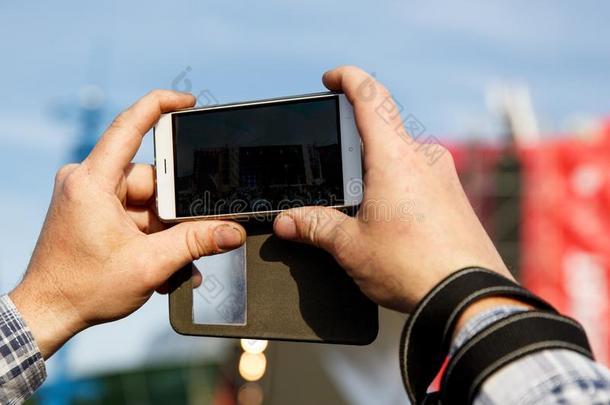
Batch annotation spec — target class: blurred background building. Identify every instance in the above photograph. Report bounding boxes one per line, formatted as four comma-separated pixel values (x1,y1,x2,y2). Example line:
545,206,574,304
1,1,609,404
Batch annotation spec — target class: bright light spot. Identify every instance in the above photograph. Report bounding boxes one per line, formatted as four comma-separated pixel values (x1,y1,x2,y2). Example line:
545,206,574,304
239,352,267,382
240,339,268,354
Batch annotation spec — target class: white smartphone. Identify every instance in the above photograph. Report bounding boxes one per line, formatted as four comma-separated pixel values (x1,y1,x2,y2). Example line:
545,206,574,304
154,92,363,222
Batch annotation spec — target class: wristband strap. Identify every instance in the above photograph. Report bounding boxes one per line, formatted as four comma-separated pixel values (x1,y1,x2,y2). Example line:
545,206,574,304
399,267,556,404
441,311,593,404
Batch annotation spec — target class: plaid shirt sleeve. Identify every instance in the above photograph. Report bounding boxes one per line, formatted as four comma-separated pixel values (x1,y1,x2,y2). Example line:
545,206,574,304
0,294,46,404
450,305,610,405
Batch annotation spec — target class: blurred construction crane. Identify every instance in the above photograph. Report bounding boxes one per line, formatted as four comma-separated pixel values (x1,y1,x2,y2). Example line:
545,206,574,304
36,84,106,405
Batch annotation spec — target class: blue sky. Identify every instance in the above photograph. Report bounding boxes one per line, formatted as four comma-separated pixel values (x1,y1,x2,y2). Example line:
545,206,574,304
0,0,609,376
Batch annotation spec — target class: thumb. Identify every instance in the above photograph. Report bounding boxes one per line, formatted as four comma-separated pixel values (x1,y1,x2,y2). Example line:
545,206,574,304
141,220,246,287
274,207,359,267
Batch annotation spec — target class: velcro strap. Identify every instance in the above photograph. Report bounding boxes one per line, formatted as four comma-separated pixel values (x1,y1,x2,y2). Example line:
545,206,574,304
441,311,594,404
400,268,556,404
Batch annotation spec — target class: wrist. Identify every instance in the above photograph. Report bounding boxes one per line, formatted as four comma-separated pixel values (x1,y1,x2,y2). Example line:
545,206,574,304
10,277,86,359
399,267,555,404
405,258,513,313
452,297,533,340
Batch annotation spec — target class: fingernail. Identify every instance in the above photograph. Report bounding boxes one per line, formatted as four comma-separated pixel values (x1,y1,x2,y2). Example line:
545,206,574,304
214,225,244,250
275,215,298,239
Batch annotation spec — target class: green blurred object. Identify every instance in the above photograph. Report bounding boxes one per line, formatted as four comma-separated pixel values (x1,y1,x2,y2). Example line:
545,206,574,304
29,362,220,405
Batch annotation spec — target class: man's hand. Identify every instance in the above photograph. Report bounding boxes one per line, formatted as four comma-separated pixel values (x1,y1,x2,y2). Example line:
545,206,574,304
274,66,511,313
10,90,245,359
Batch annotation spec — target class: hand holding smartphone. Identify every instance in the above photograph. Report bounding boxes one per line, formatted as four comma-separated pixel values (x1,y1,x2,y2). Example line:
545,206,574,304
158,91,375,344
154,92,363,221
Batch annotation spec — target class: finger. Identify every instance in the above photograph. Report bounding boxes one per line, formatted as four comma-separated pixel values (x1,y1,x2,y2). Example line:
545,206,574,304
155,267,202,295
125,163,155,205
126,206,167,234
274,207,359,269
84,90,195,183
192,267,203,288
322,66,407,157
140,221,246,288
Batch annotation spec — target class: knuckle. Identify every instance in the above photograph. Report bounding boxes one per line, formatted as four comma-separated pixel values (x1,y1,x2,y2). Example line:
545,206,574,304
150,88,166,97
302,209,326,244
341,64,364,75
436,146,455,168
342,66,373,87
54,164,78,183
375,83,391,99
184,225,215,260
109,111,129,131
147,89,172,103
108,109,142,137
61,169,86,201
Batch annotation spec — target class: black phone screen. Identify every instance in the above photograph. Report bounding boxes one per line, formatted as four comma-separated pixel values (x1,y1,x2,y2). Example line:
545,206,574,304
172,95,344,217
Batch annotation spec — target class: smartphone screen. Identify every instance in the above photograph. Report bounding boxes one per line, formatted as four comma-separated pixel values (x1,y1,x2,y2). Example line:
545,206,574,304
172,96,344,217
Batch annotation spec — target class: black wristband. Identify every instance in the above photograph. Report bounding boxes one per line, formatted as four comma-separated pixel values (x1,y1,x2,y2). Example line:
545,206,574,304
441,310,593,404
399,267,556,404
